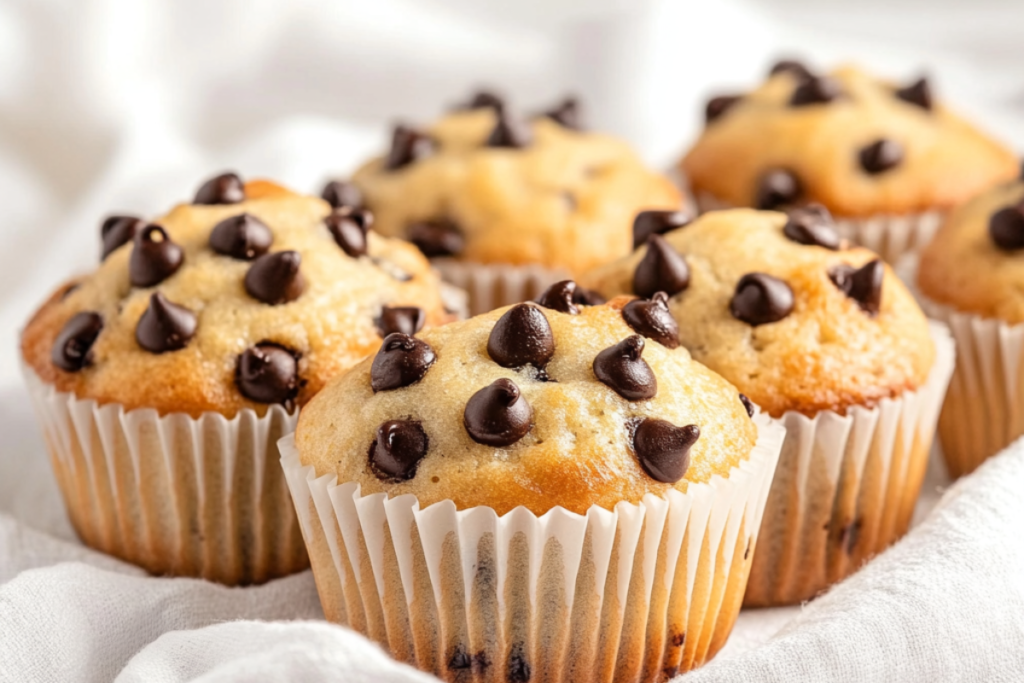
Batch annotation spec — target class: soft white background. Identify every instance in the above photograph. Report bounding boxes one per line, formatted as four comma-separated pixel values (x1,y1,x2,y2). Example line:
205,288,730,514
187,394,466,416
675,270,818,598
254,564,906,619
1,1,1024,681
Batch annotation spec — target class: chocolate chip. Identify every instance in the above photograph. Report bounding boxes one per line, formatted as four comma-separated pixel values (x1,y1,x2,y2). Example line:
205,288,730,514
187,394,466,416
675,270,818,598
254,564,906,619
535,280,580,315
632,418,700,483
622,292,680,349
507,643,531,683
325,207,373,258
385,125,434,171
51,312,103,372
542,96,582,130
783,204,841,249
573,287,605,306
633,234,690,299
100,216,145,260
859,139,903,175
407,219,464,257
790,76,842,106
377,306,426,337
755,169,802,210
370,333,436,392
193,172,245,205
235,342,300,404
368,419,428,481
320,180,363,210
486,109,532,149
464,378,532,447
705,95,742,124
829,259,883,315
135,293,197,354
989,203,1024,251
209,213,273,260
593,335,657,401
769,59,813,81
895,77,932,111
730,273,794,326
244,251,305,304
462,90,505,111
739,393,755,417
129,224,184,288
633,210,691,250
487,303,555,369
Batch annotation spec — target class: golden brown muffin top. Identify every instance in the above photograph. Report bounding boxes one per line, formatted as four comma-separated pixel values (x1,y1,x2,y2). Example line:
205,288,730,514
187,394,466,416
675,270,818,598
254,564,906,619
349,93,682,275
295,293,756,516
918,175,1024,323
21,174,453,417
581,208,935,417
682,62,1017,217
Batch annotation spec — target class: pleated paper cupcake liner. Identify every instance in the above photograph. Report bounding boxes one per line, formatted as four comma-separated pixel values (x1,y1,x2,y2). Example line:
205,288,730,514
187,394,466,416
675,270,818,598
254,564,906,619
694,191,945,265
22,367,306,586
744,322,954,607
280,415,785,682
429,259,571,317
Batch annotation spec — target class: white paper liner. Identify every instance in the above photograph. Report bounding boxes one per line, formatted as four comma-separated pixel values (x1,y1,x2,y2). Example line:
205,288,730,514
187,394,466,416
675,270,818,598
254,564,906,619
281,415,784,681
694,190,945,265
744,322,955,606
429,259,572,317
22,366,305,585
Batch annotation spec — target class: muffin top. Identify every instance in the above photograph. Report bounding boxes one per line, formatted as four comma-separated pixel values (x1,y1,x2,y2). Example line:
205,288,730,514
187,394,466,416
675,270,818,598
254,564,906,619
682,61,1017,217
295,288,756,516
918,172,1024,323
22,173,453,417
581,208,935,417
349,92,682,275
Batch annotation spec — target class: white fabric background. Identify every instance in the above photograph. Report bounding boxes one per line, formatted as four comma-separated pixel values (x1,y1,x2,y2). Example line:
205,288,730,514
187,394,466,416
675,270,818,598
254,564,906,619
1,0,1024,681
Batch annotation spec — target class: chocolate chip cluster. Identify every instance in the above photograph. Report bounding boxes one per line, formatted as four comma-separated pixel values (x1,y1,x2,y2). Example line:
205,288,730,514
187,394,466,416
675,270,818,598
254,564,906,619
706,59,929,211
364,281,725,487
51,172,426,409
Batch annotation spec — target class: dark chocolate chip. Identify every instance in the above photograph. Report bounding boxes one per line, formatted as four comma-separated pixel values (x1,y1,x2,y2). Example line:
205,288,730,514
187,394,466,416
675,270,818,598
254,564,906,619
51,312,103,372
989,203,1024,251
486,109,532,149
633,210,691,250
535,280,580,315
542,96,582,130
769,59,813,81
632,418,700,483
385,125,435,171
129,224,184,288
783,204,841,250
193,172,245,205
244,251,305,304
755,169,803,210
895,77,932,111
407,219,464,257
135,293,198,354
487,303,555,369
209,213,273,260
705,95,742,124
829,259,883,315
369,419,428,481
859,139,904,175
633,234,690,299
320,180,364,210
101,215,145,260
622,292,680,349
377,306,426,337
371,333,436,392
593,335,657,401
790,76,842,106
730,273,794,326
463,378,532,447
235,342,300,404
463,90,505,111
573,287,605,306
507,643,531,683
739,393,755,417
325,207,373,258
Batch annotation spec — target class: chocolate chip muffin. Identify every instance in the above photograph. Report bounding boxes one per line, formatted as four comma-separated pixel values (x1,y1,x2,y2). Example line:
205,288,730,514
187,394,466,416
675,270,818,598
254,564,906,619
917,169,1024,477
21,172,453,585
683,61,1018,262
582,208,954,606
283,286,785,679
346,91,683,314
